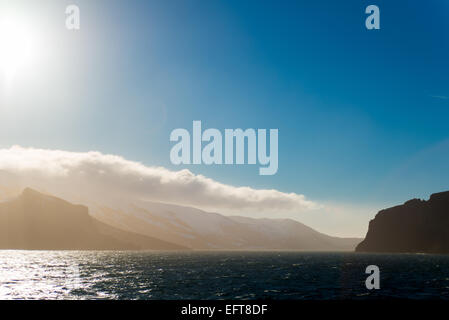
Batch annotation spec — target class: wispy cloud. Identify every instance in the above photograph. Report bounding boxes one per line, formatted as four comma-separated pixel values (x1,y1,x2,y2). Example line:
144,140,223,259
0,146,320,214
430,95,448,100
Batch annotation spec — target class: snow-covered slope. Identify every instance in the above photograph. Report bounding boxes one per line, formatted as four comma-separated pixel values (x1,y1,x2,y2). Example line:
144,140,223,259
89,200,361,250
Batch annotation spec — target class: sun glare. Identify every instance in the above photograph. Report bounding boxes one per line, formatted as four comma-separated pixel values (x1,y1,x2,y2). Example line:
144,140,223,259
0,15,40,86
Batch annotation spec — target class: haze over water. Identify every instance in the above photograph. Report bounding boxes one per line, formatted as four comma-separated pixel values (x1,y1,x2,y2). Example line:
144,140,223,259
1,251,448,300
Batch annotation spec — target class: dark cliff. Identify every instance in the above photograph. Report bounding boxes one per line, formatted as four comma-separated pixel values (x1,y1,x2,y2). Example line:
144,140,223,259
356,191,449,253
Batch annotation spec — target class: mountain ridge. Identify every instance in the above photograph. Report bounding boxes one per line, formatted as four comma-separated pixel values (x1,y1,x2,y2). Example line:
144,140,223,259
0,188,186,250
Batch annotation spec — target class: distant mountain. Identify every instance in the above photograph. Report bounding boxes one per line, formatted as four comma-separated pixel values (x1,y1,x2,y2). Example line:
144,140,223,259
0,187,361,251
0,188,185,250
356,191,449,254
90,200,361,251
229,216,361,251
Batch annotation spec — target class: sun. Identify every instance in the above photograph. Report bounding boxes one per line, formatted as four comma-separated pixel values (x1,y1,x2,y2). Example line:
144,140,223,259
0,15,40,85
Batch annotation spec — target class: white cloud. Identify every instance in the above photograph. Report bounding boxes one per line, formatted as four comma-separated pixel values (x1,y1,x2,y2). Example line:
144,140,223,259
0,146,320,213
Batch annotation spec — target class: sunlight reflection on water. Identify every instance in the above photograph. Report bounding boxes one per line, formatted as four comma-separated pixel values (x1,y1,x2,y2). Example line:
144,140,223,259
1,251,449,300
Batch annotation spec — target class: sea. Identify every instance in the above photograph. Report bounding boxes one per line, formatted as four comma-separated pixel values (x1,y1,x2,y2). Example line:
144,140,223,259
0,251,448,300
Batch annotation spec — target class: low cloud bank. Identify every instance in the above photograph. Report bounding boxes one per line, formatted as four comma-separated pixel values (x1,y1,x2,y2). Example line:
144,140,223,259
0,146,320,213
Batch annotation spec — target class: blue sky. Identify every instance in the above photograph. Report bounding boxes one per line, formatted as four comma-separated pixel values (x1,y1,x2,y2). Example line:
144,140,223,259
0,0,448,234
